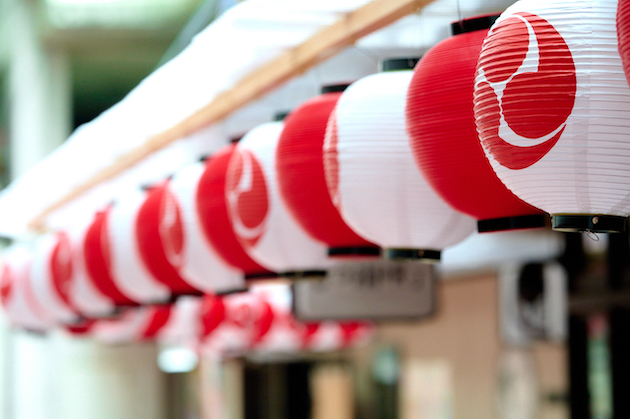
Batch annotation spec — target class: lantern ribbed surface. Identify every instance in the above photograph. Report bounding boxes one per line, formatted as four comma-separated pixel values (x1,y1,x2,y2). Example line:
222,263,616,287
226,122,330,273
276,90,379,256
407,15,546,234
325,68,476,259
196,144,272,277
29,232,79,323
83,208,139,306
1,245,52,331
167,163,245,294
108,190,171,303
474,0,630,233
136,183,201,296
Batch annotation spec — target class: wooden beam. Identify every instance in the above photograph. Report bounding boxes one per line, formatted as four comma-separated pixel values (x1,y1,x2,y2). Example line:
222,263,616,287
29,0,434,231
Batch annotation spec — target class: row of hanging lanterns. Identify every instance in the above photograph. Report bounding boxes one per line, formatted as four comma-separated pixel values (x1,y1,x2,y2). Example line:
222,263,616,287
2,250,371,355
5,0,630,334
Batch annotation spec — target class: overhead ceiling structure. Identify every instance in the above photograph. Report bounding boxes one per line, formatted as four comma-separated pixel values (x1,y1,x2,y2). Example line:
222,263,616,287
0,0,558,273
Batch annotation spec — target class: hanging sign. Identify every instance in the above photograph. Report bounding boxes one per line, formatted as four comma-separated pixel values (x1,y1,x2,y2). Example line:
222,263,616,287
292,259,436,321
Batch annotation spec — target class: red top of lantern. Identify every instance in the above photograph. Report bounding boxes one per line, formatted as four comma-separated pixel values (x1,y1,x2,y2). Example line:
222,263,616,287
136,183,200,296
276,89,379,255
83,208,138,306
196,144,272,277
406,15,546,233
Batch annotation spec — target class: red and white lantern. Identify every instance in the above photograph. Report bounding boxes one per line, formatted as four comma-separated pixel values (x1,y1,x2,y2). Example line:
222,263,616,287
155,296,202,348
83,207,141,306
407,15,547,233
325,60,476,260
276,86,380,258
196,144,272,278
84,190,171,305
167,163,245,294
474,1,630,233
1,245,53,331
199,291,272,355
68,221,116,318
29,232,80,323
91,304,172,345
301,321,373,352
226,121,330,273
135,182,203,296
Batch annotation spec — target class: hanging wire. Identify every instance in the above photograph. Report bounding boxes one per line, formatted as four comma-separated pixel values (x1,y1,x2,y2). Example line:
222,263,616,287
585,229,600,242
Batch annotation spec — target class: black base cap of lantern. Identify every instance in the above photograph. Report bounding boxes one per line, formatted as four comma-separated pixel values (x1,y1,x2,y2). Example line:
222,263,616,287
327,246,382,258
451,14,501,36
321,84,351,94
387,248,441,262
245,271,281,280
274,111,290,121
382,58,420,72
216,288,249,296
167,290,204,303
552,214,628,234
282,270,328,280
477,214,549,233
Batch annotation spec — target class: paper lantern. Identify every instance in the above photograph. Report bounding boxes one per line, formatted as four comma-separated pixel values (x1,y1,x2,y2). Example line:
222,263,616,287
325,59,476,260
155,296,202,348
91,305,172,344
68,221,116,318
226,121,330,273
29,232,80,323
0,245,53,331
135,182,202,296
301,322,373,352
247,283,302,354
84,190,171,305
474,0,630,233
83,207,140,306
167,163,245,294
196,144,273,277
276,86,380,257
407,15,547,233
199,291,270,355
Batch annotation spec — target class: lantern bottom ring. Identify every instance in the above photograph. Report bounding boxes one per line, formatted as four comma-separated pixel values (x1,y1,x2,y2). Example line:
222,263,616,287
282,270,327,280
387,248,441,262
552,214,627,234
327,246,381,258
244,272,280,280
216,287,249,296
167,290,204,303
477,214,548,233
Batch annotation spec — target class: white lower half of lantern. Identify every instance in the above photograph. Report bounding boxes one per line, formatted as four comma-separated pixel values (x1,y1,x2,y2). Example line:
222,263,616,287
331,71,475,251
